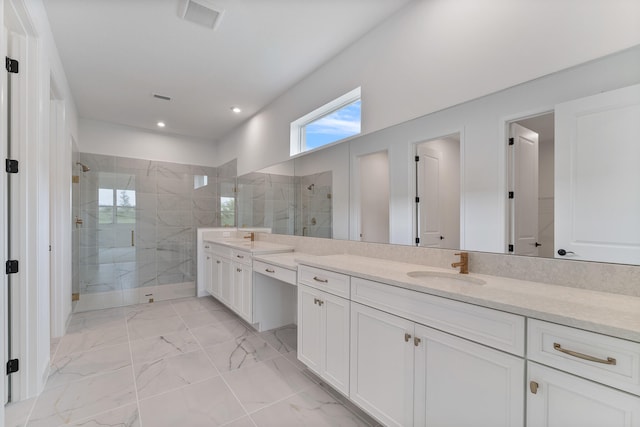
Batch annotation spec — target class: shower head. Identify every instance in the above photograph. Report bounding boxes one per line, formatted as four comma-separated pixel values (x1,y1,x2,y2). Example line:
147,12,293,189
76,162,90,172
307,183,314,191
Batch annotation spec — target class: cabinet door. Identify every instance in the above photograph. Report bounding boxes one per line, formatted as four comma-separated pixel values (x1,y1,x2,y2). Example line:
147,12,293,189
204,253,213,295
219,257,232,305
414,324,524,427
297,284,322,374
321,291,350,396
209,255,221,298
528,362,640,427
236,264,252,322
350,302,414,427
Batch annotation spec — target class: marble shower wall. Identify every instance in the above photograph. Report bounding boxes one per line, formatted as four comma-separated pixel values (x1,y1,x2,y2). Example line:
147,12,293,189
237,172,296,235
77,153,236,302
297,171,332,238
72,149,80,298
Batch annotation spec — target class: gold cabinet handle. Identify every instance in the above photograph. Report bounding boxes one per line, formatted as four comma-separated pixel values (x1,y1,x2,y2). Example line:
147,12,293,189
236,268,242,272
313,298,323,306
313,276,328,283
206,256,210,260
265,268,275,273
553,343,616,365
236,254,244,259
216,260,221,264
414,337,421,347
530,381,539,394
404,333,412,342
204,245,210,249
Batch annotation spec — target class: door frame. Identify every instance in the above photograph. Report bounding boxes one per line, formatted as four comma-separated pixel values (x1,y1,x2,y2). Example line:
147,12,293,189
409,128,465,249
499,108,553,254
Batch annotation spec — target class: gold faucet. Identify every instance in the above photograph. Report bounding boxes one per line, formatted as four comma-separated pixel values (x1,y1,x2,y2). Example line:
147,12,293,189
244,232,255,242
451,252,469,274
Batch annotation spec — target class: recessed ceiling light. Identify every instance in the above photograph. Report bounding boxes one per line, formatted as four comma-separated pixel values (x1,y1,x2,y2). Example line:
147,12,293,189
231,106,242,114
157,121,166,128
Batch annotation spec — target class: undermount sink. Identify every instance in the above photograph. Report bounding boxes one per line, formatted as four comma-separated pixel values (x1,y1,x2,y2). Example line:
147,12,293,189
406,270,486,286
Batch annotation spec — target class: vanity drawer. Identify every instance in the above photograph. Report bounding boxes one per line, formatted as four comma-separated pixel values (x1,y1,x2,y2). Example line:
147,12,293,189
254,260,296,285
351,277,525,356
528,319,640,396
204,242,231,258
231,250,252,265
298,265,350,298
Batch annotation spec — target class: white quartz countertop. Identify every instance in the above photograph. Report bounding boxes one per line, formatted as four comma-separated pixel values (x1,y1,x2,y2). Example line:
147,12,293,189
294,254,640,343
253,252,315,270
204,239,293,254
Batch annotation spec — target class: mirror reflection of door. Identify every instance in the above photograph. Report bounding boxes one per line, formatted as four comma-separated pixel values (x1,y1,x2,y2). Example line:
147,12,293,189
416,134,460,249
358,151,389,243
555,84,640,264
508,114,555,258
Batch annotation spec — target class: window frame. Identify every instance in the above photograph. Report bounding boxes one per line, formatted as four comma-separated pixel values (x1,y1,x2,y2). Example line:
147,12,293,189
290,87,361,156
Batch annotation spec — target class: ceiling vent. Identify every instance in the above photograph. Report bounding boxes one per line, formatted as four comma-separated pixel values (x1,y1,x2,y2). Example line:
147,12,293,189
179,0,224,30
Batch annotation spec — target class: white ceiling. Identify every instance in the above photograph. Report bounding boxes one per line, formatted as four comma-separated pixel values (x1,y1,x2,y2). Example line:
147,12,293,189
44,0,413,141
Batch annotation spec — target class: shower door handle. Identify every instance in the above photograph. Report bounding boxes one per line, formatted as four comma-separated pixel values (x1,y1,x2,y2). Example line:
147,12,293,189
131,230,135,247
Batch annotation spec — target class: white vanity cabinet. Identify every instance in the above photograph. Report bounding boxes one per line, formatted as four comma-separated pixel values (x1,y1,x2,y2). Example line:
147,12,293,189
350,301,524,427
297,266,351,395
527,319,640,427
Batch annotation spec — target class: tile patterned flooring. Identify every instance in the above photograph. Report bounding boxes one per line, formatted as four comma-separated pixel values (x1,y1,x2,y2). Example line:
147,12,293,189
5,296,378,427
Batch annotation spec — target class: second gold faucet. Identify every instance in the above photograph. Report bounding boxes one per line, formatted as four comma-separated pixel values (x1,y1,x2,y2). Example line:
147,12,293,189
451,252,469,274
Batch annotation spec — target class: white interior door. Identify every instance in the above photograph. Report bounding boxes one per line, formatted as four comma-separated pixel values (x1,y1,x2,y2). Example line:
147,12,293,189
555,83,640,264
510,123,539,256
358,151,389,243
417,146,442,247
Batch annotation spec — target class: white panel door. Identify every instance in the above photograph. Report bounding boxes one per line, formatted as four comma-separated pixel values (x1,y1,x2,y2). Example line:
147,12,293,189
417,146,443,247
414,324,524,427
528,362,640,427
510,123,540,256
555,84,640,264
350,302,414,427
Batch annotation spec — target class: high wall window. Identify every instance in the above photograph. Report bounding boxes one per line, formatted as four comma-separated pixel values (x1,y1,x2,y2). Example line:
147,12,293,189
290,87,361,156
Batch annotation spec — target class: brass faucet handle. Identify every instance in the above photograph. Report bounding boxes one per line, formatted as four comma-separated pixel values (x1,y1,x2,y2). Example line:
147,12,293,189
243,232,255,242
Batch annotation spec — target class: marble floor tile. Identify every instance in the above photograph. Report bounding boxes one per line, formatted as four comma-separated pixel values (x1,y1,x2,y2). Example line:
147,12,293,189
180,308,236,328
223,356,316,413
50,337,61,360
56,324,129,357
135,350,219,399
125,302,177,322
126,315,186,341
138,377,246,427
63,403,140,427
129,330,200,365
4,396,36,427
259,324,297,354
250,384,371,427
282,349,307,371
28,367,136,427
222,416,257,427
47,343,131,390
205,334,280,373
171,295,226,315
67,314,126,334
191,319,253,348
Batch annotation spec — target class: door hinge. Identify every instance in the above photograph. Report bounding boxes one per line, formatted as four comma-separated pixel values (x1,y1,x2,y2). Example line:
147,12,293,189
6,57,18,73
5,159,18,173
508,137,514,146
415,196,420,203
6,359,19,374
508,244,514,252
6,260,19,274
508,191,514,199
415,155,419,162
415,237,420,244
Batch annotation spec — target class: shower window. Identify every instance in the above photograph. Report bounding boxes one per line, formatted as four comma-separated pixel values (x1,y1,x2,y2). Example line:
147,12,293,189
99,188,136,224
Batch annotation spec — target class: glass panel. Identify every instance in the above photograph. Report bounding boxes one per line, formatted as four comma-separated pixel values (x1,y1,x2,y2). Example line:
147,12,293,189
220,196,235,227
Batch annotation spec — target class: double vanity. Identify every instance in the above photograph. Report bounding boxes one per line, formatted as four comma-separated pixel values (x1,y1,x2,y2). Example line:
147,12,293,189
197,229,640,427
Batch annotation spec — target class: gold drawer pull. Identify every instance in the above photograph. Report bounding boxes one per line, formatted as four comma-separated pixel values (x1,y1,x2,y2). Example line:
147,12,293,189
265,268,275,273
313,276,328,283
236,255,244,259
553,343,616,365
404,333,412,342
530,381,539,394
